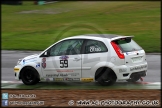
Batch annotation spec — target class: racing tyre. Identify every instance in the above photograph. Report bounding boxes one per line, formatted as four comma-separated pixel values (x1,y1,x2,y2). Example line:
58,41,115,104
21,67,39,85
97,68,117,86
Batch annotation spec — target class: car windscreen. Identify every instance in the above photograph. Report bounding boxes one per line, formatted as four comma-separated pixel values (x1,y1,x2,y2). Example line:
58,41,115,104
113,38,142,52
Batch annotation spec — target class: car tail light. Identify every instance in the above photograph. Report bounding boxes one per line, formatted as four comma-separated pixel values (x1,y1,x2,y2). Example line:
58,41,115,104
111,41,125,59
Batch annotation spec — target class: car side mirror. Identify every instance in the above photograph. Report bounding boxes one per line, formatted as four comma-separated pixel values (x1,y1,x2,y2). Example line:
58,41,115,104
44,51,50,57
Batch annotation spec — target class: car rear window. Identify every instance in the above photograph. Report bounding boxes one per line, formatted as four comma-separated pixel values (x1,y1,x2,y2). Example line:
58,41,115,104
113,38,142,52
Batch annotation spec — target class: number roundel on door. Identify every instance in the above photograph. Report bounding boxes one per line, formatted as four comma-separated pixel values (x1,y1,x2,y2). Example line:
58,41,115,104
59,55,69,68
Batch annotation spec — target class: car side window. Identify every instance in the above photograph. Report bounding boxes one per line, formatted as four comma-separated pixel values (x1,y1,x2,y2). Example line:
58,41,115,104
85,40,108,54
50,39,83,56
50,42,62,56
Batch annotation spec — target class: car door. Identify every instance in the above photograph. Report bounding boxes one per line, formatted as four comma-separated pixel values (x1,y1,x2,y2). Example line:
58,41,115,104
41,39,84,81
81,39,108,78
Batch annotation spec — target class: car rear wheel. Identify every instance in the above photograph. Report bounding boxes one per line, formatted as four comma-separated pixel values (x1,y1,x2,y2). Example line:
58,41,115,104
21,67,39,85
96,68,117,86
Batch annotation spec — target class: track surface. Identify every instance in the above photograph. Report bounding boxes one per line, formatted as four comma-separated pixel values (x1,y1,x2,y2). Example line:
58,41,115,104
1,82,161,89
1,51,161,107
1,50,161,82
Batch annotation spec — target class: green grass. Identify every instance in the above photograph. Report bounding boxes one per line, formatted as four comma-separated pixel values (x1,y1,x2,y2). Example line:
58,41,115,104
2,1,161,52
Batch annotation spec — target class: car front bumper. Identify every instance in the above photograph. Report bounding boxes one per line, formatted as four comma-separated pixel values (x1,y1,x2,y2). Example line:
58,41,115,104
14,65,22,80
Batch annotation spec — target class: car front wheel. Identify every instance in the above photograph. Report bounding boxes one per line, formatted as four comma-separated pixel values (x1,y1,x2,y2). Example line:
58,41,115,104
20,67,39,85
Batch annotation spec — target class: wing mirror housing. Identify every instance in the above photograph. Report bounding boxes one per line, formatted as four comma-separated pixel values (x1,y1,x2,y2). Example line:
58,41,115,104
43,51,50,57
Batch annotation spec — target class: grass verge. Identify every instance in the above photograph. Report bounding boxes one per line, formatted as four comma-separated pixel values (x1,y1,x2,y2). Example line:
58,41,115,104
2,1,160,52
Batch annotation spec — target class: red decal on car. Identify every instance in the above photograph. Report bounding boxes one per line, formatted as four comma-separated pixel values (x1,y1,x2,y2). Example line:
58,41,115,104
42,58,46,68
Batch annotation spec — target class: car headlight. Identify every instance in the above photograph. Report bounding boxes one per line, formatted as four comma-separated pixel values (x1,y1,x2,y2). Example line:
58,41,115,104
17,59,22,65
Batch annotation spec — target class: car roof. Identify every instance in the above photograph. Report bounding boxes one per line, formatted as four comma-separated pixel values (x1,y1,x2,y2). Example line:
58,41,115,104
64,34,133,40
84,34,121,39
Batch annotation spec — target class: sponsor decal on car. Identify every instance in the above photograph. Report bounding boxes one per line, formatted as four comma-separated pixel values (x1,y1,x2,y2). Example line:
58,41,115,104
54,78,64,81
70,73,79,76
130,65,147,71
46,73,79,77
59,55,69,60
45,78,54,81
81,78,94,82
46,78,50,81
36,63,40,67
65,78,80,81
90,46,101,52
46,74,67,77
42,58,46,68
40,78,45,81
56,70,73,72
119,68,127,73
14,68,20,72
46,74,59,77
125,52,136,55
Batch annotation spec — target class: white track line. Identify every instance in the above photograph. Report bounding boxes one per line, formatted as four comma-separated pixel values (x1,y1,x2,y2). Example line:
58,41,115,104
1,81,22,84
135,82,161,85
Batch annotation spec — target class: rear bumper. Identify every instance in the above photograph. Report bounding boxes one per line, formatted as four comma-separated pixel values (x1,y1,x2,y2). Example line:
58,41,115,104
130,71,146,78
113,62,148,81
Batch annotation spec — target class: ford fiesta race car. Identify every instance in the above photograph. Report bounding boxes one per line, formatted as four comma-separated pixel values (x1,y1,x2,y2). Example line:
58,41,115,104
14,34,148,86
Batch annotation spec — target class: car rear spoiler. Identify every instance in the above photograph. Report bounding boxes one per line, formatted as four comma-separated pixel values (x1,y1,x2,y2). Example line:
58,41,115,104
110,36,134,41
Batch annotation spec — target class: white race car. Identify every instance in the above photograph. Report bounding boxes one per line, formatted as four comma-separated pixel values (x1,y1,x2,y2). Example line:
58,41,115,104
14,34,148,86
